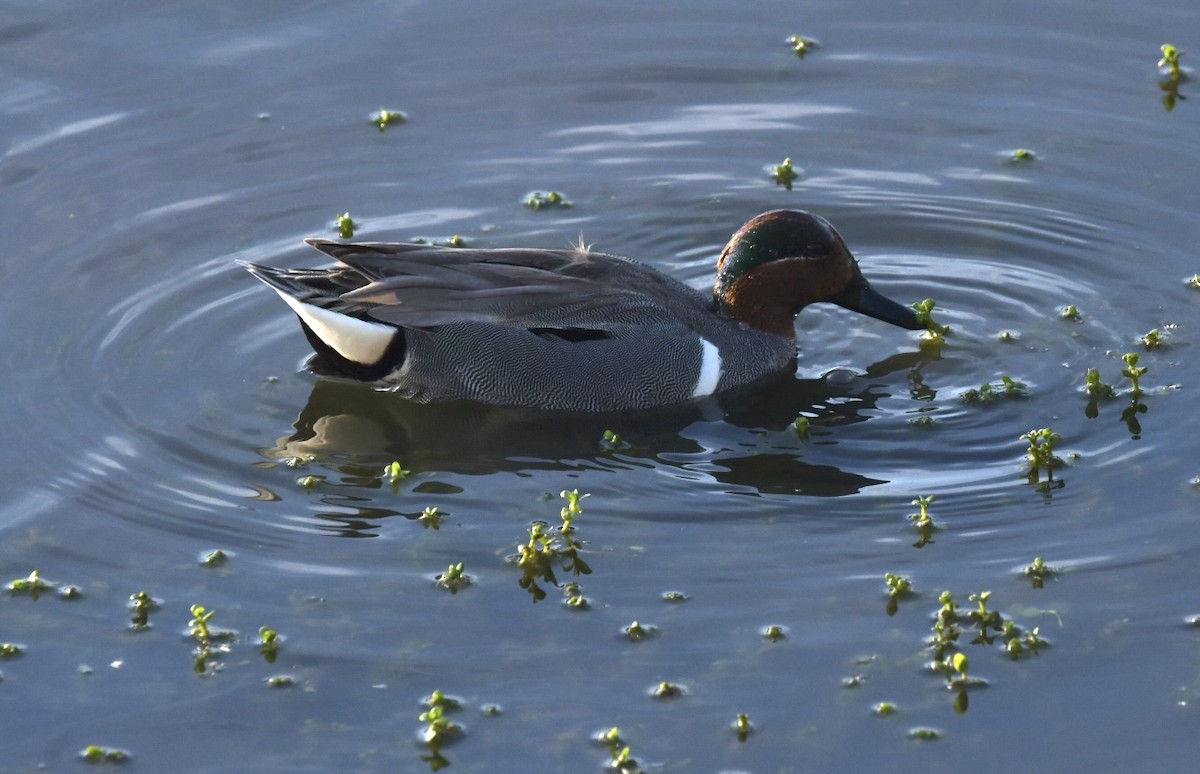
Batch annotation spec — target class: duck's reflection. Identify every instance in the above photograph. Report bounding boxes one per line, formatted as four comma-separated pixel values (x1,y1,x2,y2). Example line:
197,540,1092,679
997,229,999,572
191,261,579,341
262,351,920,519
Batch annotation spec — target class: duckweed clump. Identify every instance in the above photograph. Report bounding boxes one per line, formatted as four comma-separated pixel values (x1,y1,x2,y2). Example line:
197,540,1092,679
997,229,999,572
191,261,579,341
510,491,593,602
787,34,819,57
81,745,131,764
908,495,938,548
1059,304,1082,322
524,191,571,209
417,506,445,530
734,713,754,742
1010,148,1036,162
435,562,470,594
1159,44,1186,82
371,108,407,132
1141,329,1166,351
911,299,950,352
599,727,644,774
1023,556,1055,589
772,157,799,190
129,591,160,630
259,627,280,663
334,212,358,239
960,376,1028,404
1121,352,1148,396
885,572,914,616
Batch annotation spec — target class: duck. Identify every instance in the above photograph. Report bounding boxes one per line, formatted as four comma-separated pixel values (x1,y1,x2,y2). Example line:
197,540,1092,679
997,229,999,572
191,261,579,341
242,209,923,411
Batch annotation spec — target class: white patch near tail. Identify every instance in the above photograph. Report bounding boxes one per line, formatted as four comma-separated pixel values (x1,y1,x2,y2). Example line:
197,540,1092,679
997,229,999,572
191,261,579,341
268,286,394,365
691,338,722,398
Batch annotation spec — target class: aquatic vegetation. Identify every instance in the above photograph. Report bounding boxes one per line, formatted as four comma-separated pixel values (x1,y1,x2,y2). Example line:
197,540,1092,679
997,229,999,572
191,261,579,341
792,414,810,440
661,590,688,603
201,549,228,567
772,157,799,190
910,298,950,352
652,680,684,700
1159,44,1185,82
189,604,216,648
841,674,868,688
624,620,656,642
188,604,235,674
1010,148,1036,162
1021,427,1062,471
1023,556,1055,589
371,108,407,132
1083,368,1115,399
907,495,938,548
384,460,412,490
0,642,25,658
873,702,897,717
1187,274,1200,289
1121,352,1147,397
7,569,55,598
524,191,570,209
1059,304,1082,322
265,675,296,688
562,581,589,609
599,727,643,774
298,474,324,491
419,703,462,745
787,34,819,57
1141,329,1166,351
599,428,631,452
908,727,941,741
334,212,358,239
960,375,1028,404
259,627,280,663
418,506,445,530
998,330,1019,342
885,572,914,616
128,591,160,630
559,488,588,531
435,562,470,594
81,745,131,764
762,624,788,642
511,498,593,602
734,713,754,742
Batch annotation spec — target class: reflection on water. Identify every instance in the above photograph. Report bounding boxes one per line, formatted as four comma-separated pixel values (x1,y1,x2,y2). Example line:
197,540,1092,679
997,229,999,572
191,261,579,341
263,348,921,515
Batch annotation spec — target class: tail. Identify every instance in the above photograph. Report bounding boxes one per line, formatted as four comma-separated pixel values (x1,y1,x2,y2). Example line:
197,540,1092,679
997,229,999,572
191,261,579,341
240,261,406,380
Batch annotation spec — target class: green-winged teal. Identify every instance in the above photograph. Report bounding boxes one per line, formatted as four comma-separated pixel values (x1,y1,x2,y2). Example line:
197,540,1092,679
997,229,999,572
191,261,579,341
243,209,922,411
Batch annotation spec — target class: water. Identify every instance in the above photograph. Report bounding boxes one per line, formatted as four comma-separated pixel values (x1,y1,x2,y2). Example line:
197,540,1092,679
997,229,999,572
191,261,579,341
3,1,1199,771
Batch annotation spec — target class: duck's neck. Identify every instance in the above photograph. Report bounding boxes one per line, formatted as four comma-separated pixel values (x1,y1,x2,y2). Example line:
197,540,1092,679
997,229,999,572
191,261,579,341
717,259,809,338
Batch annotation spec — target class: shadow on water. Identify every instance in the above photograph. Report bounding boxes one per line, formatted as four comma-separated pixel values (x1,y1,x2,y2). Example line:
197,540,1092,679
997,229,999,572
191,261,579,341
259,350,926,509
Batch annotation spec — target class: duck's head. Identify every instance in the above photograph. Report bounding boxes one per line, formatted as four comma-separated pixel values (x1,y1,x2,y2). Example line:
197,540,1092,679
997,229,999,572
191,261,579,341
713,209,923,338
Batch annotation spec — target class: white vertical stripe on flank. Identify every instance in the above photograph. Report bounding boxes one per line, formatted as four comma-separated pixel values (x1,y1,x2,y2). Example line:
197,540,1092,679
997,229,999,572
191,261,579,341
690,338,722,398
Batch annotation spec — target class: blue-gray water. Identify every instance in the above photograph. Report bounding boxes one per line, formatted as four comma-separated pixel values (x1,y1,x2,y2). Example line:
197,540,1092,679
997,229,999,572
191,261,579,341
3,1,1199,771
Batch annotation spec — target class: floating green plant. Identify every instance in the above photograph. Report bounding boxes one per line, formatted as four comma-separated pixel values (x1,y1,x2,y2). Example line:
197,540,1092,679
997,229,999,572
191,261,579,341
787,34,819,57
189,604,216,648
624,620,656,642
418,506,445,530
661,590,688,603
734,713,754,742
1187,274,1200,289
1021,427,1062,471
419,703,462,745
1141,329,1166,351
201,549,228,567
998,330,1019,342
384,460,412,490
371,108,407,132
7,569,55,598
1121,352,1147,397
435,562,470,594
792,414,810,440
652,680,684,700
772,157,799,190
873,702,898,717
909,727,941,741
1059,304,1082,322
908,495,938,548
259,627,280,663
599,428,629,452
885,572,914,616
762,624,788,642
1010,148,1036,162
129,591,160,630
1023,556,1053,589
524,191,571,209
81,745,130,764
1084,368,1115,399
960,375,1028,404
911,298,950,352
600,727,643,774
334,212,358,239
1159,44,1185,81
559,488,588,530
298,474,324,491
562,581,589,609
0,642,25,659
265,675,295,688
